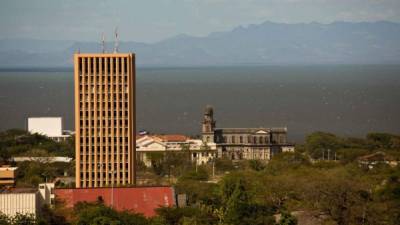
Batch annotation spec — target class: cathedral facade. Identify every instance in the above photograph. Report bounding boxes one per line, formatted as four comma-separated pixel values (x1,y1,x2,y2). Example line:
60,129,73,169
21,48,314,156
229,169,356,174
202,106,294,160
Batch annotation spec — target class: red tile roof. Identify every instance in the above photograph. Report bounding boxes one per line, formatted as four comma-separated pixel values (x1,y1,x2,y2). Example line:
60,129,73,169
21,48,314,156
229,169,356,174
156,135,189,142
55,186,175,217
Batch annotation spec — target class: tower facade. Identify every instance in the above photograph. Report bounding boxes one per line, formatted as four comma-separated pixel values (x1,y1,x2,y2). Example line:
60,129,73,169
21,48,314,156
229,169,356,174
74,53,136,188
202,105,215,143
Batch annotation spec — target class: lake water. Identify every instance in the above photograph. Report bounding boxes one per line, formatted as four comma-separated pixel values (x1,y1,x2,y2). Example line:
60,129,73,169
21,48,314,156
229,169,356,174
0,65,399,142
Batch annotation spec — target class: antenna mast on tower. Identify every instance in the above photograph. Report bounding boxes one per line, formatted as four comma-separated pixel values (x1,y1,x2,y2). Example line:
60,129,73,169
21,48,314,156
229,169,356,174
114,27,119,53
101,33,106,53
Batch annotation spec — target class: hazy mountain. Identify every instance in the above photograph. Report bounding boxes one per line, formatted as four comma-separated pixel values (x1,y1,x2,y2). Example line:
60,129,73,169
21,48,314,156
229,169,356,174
1,21,400,67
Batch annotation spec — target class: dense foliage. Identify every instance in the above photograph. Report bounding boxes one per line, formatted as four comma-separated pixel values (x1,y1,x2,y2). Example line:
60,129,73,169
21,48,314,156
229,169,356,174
0,129,75,187
1,130,400,224
0,129,74,162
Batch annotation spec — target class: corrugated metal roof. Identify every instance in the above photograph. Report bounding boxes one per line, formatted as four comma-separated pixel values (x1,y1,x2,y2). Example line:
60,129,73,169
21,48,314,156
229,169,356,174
55,186,175,217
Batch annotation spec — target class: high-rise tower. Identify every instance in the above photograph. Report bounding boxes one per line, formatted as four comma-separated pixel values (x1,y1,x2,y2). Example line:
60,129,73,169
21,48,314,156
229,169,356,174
74,53,136,188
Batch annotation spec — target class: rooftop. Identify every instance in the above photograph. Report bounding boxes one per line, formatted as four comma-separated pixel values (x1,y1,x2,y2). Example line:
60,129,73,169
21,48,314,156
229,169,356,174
215,127,287,133
55,186,175,217
0,188,37,194
0,166,18,171
137,134,190,143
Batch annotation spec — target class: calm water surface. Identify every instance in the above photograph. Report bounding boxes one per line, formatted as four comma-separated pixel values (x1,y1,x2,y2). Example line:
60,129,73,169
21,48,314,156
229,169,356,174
0,65,399,142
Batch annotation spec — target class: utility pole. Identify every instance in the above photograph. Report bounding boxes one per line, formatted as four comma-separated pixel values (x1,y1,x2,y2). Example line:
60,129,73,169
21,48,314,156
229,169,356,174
109,170,115,207
212,159,215,178
101,33,106,53
168,165,171,184
113,27,119,53
327,149,331,161
111,179,114,207
322,150,325,161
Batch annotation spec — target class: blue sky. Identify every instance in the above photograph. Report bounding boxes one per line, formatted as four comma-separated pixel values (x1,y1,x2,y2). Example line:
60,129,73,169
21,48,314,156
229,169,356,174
0,0,399,43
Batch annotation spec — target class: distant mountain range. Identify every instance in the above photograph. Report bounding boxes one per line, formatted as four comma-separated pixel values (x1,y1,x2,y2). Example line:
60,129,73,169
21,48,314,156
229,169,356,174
1,21,400,67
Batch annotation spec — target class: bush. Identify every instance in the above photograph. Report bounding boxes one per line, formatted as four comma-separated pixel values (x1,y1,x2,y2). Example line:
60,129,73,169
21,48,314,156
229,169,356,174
248,160,266,171
277,211,297,225
73,202,149,225
179,167,209,181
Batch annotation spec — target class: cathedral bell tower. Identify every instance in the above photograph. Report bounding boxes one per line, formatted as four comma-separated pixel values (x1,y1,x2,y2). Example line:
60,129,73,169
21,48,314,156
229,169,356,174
202,105,216,143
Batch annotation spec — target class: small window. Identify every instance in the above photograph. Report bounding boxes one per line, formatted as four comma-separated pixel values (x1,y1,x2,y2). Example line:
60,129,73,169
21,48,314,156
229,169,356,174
78,59,82,73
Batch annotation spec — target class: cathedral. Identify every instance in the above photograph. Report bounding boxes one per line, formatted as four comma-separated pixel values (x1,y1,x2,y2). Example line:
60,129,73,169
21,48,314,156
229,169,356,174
202,105,294,160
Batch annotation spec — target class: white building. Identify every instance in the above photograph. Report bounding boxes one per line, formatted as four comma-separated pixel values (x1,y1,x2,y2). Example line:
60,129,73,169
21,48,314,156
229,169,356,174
38,183,55,206
136,135,217,167
27,117,71,142
0,183,55,217
282,145,295,153
0,191,39,217
186,139,217,165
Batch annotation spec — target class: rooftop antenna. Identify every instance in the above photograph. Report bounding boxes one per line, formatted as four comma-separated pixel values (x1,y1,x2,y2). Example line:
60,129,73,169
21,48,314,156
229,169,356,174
113,27,119,53
101,33,106,53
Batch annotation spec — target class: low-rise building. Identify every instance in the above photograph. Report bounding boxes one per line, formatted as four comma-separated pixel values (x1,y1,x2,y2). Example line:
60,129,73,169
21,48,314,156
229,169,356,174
187,139,217,164
0,183,55,217
0,166,17,186
27,117,71,142
358,151,398,169
12,157,73,163
136,135,217,166
201,106,295,160
0,189,39,217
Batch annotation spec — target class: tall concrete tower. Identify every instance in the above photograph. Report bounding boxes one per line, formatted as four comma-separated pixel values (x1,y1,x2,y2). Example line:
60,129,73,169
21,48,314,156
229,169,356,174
74,53,136,188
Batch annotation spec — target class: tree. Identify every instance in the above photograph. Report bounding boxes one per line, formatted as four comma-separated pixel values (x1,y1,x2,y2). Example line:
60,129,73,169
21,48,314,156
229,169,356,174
38,204,68,225
377,169,400,225
248,160,265,171
304,167,374,225
366,133,393,149
73,202,149,225
10,213,37,225
305,132,343,159
0,213,10,225
220,176,275,225
179,166,209,181
155,206,218,225
223,178,251,225
277,211,297,225
214,158,235,173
